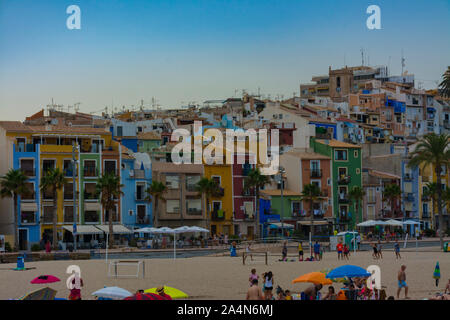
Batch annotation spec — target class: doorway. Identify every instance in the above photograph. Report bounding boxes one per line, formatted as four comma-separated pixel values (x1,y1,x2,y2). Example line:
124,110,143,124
19,229,28,251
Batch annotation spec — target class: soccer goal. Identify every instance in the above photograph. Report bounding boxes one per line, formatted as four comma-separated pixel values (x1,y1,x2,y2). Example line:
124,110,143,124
107,260,145,278
242,252,268,265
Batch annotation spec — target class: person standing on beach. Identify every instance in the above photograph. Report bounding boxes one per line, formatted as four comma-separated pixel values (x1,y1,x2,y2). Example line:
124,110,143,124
356,234,361,250
45,240,51,253
372,243,378,259
246,242,253,261
298,242,304,261
262,271,274,300
281,241,287,261
397,265,409,299
313,241,321,261
377,240,383,259
343,244,350,260
394,241,401,259
246,279,264,300
336,241,343,260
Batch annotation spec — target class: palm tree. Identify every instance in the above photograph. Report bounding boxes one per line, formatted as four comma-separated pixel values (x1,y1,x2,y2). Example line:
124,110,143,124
0,169,29,251
145,180,167,227
439,66,450,98
40,168,66,250
96,173,124,248
300,183,322,237
382,183,401,219
408,133,450,249
348,186,365,226
423,183,439,228
195,177,219,233
244,168,270,239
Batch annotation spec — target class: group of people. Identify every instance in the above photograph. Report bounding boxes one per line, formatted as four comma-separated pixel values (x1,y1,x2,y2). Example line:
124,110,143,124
280,241,324,262
336,241,351,260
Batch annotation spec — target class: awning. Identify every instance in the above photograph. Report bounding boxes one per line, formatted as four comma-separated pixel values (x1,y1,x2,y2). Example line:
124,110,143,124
20,202,38,211
297,220,329,226
269,222,295,229
63,225,103,235
96,224,133,234
84,202,101,211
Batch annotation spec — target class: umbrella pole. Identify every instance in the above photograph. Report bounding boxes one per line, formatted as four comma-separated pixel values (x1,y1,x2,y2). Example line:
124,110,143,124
174,233,176,260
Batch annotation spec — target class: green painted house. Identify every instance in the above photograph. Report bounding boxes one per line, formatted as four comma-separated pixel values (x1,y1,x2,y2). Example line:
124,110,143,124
310,138,362,231
137,132,161,153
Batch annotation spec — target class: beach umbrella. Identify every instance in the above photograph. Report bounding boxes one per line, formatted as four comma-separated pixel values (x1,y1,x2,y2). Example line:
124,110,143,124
326,265,371,279
173,226,194,233
403,220,421,225
292,272,332,285
384,219,403,227
153,227,175,234
134,227,158,233
123,293,168,300
357,220,377,227
144,286,189,299
433,262,440,287
19,287,57,300
30,275,61,284
92,286,133,300
189,226,210,233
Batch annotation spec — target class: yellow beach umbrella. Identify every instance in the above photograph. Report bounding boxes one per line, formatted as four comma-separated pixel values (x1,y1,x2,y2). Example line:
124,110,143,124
144,286,188,299
292,272,332,285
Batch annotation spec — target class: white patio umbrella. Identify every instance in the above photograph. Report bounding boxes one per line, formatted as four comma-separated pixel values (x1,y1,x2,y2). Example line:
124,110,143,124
403,220,421,225
134,227,158,233
188,226,210,233
384,219,403,227
92,286,132,300
357,220,377,227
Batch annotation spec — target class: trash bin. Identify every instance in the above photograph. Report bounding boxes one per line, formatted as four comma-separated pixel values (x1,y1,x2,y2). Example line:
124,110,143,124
17,256,24,269
444,242,449,252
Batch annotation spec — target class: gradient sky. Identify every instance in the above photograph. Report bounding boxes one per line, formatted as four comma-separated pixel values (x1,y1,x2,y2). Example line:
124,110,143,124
1,0,449,120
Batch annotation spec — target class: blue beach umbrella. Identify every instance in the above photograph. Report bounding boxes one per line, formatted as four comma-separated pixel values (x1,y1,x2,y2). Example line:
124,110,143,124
326,265,371,279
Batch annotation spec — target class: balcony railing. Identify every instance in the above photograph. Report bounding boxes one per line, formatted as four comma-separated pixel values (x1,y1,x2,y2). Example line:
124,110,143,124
212,187,225,197
187,208,202,215
404,193,414,202
339,215,350,222
136,216,151,224
21,167,36,177
42,213,53,224
131,169,145,179
403,173,412,181
21,212,36,224
135,192,146,201
84,192,98,201
186,184,198,192
211,210,225,221
338,194,349,203
338,175,351,185
83,167,98,177
310,169,322,178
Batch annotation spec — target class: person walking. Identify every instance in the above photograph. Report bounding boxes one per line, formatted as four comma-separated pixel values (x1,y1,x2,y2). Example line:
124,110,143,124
377,240,383,259
394,241,401,259
281,241,288,262
262,271,274,300
298,242,304,261
397,265,409,299
313,241,321,261
246,279,264,300
336,241,343,260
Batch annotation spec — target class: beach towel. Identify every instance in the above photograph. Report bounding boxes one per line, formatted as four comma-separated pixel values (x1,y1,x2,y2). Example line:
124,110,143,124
433,262,440,287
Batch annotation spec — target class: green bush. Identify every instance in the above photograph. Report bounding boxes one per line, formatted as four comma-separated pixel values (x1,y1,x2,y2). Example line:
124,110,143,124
128,238,137,247
445,228,450,237
31,244,41,252
4,242,12,252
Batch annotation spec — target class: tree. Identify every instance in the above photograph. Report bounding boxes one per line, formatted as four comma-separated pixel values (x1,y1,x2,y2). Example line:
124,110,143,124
145,180,167,227
408,133,450,249
348,186,365,226
40,168,66,250
382,183,401,219
96,173,124,248
244,168,270,239
423,183,439,228
0,169,29,251
195,177,219,233
438,66,450,98
300,183,322,237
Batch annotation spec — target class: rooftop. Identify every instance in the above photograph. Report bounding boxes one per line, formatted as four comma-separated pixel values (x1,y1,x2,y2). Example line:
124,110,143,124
315,139,361,149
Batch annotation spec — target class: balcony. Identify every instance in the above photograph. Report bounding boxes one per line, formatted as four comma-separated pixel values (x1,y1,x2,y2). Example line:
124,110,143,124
421,194,430,202
21,167,36,177
186,184,198,193
444,120,450,130
211,210,225,221
367,196,376,204
186,208,202,216
212,187,225,197
130,169,145,179
403,173,412,181
338,193,349,203
135,192,147,201
83,167,98,177
84,192,98,201
136,216,151,225
16,143,36,153
310,169,322,178
339,215,350,223
64,168,76,177
404,193,414,202
242,164,252,176
338,175,351,185
20,212,36,225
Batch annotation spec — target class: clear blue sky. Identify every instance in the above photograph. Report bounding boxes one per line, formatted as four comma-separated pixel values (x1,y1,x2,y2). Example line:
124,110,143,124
1,0,449,120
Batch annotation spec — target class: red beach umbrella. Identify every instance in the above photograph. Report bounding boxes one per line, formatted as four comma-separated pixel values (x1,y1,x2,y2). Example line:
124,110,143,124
123,293,168,300
30,275,61,284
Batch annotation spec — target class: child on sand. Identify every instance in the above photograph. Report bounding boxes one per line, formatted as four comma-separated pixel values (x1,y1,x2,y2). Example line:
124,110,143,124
343,244,350,260
298,242,303,261
394,241,401,259
249,269,259,287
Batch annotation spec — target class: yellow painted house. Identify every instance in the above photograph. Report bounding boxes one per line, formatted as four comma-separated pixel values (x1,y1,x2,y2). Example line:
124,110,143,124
203,163,234,236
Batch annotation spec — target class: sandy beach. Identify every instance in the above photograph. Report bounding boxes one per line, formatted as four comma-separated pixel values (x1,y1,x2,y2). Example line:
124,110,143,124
0,248,448,300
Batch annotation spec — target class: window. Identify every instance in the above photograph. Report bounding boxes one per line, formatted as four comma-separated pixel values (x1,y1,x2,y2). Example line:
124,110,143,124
64,206,74,223
186,175,200,192
211,176,221,186
136,205,147,223
85,211,99,223
20,159,35,176
21,211,35,224
136,183,146,200
42,206,53,223
165,175,180,189
21,182,35,201
84,183,97,200
166,200,180,214
356,168,360,174
117,126,123,137
244,201,254,218
186,198,202,215
367,205,375,220
104,160,116,175
42,159,55,173
292,201,301,216
64,183,74,200
354,150,358,158
335,149,347,161
42,185,54,200
63,160,75,177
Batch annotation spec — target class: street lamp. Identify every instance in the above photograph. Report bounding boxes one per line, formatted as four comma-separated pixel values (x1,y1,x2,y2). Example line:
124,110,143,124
278,166,286,238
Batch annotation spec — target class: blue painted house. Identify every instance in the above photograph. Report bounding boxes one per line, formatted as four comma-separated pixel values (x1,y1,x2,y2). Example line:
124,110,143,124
14,143,41,250
121,150,153,231
259,198,281,238
401,158,420,235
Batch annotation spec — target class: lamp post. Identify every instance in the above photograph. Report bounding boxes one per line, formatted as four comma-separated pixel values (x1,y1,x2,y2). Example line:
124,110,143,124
72,143,80,252
278,166,286,238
